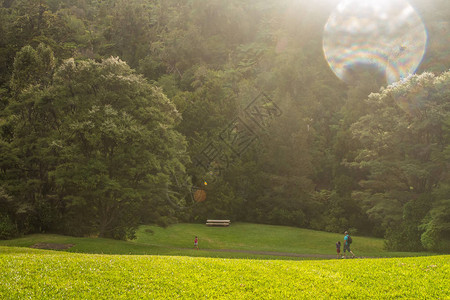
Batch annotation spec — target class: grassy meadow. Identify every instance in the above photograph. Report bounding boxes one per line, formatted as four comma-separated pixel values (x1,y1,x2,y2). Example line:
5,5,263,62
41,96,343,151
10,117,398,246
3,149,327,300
0,223,435,259
0,246,448,299
0,223,448,299
134,223,435,258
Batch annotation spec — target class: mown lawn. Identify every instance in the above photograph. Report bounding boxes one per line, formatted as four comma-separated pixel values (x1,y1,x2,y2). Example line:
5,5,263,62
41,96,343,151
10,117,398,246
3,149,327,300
0,233,291,260
0,223,435,259
134,223,434,257
0,247,448,299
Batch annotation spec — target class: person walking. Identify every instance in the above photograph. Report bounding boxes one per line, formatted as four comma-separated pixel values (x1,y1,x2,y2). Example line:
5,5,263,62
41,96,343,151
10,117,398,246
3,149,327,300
343,231,356,258
194,236,199,250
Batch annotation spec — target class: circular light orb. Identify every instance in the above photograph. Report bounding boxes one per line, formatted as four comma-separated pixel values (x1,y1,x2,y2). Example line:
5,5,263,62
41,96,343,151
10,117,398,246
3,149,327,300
323,0,427,85
194,189,206,203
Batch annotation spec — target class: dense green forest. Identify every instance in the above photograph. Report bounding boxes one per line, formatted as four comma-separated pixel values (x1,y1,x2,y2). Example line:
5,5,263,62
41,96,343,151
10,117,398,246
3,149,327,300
0,0,449,252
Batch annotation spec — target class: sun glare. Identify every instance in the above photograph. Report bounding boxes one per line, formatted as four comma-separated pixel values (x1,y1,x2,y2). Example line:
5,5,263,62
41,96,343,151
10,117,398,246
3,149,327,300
323,0,427,85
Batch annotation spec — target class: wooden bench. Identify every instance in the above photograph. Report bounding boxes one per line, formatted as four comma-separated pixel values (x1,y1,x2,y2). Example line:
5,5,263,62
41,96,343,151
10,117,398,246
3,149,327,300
206,219,231,227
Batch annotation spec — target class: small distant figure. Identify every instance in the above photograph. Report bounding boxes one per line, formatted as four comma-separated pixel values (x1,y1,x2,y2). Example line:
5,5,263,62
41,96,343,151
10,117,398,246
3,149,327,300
194,236,199,250
336,241,341,258
343,231,356,258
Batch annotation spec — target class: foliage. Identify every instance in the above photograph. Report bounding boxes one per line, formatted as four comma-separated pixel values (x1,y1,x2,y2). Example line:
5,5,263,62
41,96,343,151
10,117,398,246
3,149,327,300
420,185,450,252
0,215,17,239
351,71,450,251
1,45,187,239
0,0,449,248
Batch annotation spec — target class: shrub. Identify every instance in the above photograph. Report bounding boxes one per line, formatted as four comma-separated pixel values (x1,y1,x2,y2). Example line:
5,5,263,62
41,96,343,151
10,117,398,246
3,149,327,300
0,214,18,240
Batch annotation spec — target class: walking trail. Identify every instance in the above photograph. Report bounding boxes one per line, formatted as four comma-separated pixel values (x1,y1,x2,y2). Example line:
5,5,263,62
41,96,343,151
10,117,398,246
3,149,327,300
180,248,361,259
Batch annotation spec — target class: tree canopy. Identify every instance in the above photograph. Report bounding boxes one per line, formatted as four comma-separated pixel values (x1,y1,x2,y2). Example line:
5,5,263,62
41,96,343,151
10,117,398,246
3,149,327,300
0,0,449,251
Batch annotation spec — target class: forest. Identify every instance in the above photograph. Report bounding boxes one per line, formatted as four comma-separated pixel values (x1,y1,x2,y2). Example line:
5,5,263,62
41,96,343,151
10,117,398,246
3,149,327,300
0,0,449,252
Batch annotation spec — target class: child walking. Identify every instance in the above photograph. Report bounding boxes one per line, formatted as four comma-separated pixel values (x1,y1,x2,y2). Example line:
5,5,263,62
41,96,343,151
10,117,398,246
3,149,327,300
336,241,341,258
194,236,199,250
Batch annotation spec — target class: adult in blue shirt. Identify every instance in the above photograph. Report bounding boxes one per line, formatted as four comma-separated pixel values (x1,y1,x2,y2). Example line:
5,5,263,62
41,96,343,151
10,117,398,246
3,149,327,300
343,231,356,258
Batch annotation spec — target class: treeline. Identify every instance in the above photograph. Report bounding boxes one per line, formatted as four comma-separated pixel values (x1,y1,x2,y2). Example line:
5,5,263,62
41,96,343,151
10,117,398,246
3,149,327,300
0,0,449,252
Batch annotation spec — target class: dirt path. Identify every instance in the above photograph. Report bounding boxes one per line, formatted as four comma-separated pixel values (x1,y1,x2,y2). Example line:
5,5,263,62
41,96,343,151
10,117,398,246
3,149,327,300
180,248,348,259
27,243,361,259
30,243,75,250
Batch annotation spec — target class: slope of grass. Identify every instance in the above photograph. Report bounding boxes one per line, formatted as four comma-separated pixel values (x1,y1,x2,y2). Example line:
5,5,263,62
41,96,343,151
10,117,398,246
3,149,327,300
0,233,290,260
0,223,435,259
134,223,433,257
0,247,448,299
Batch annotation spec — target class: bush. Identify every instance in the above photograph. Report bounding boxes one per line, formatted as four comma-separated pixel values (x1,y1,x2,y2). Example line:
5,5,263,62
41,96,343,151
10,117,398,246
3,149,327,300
0,214,18,240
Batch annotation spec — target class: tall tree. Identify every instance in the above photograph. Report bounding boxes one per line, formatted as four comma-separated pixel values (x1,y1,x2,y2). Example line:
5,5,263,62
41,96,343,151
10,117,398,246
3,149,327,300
1,47,188,239
0,44,57,234
350,71,450,250
50,57,188,239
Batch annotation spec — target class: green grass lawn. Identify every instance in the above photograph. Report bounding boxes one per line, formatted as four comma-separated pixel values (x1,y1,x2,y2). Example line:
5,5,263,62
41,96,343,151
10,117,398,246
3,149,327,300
0,246,448,299
134,223,433,257
0,223,435,259
0,223,446,298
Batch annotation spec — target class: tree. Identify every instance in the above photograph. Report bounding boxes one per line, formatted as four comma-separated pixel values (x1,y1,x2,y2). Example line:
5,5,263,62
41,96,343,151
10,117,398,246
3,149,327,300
1,50,188,239
0,44,57,235
350,71,450,250
420,110,450,252
50,57,188,239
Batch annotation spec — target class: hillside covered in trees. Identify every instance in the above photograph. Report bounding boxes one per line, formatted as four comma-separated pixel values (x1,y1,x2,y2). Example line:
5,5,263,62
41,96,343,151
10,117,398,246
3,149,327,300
0,0,449,252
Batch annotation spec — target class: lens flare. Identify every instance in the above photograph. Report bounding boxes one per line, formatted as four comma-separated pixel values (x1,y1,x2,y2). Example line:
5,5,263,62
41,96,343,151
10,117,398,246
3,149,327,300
194,189,206,203
323,0,427,85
